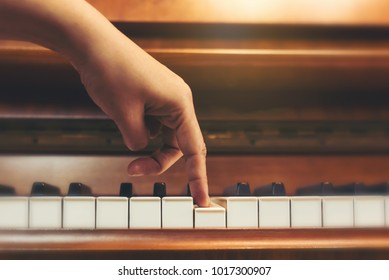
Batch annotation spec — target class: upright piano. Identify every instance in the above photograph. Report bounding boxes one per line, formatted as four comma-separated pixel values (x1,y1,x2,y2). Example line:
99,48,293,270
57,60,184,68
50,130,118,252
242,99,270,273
1,0,389,259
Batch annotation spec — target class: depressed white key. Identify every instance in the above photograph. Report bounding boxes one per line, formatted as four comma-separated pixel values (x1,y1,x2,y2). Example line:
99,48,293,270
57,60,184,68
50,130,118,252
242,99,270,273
258,197,290,228
96,197,128,229
354,196,385,228
212,197,258,228
162,197,193,228
0,197,29,228
322,196,354,228
29,197,62,228
130,197,161,229
290,197,322,228
194,203,226,228
63,197,95,229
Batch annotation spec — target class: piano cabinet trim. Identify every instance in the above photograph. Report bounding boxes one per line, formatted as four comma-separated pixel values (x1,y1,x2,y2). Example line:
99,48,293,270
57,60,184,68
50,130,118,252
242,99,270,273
0,229,389,251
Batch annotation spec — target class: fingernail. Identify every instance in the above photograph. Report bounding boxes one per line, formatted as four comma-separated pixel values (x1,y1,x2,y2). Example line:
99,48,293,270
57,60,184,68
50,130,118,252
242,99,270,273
128,166,144,176
128,170,144,176
129,173,143,177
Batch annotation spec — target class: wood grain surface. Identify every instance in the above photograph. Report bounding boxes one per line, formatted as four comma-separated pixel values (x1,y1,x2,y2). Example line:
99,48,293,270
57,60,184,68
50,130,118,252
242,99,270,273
0,229,389,259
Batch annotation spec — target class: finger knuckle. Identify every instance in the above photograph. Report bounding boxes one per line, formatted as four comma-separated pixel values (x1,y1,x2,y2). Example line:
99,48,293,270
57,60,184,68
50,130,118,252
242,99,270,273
199,143,207,158
176,79,193,104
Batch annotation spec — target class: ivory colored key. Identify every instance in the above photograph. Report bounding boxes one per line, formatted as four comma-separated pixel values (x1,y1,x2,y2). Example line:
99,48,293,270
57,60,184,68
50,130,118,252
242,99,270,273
30,197,62,228
29,182,62,229
212,197,258,228
291,182,333,228
368,182,389,227
63,183,95,229
322,196,354,228
386,197,389,227
129,182,165,229
194,203,226,228
258,197,290,228
255,182,290,228
322,182,364,228
0,196,29,228
354,196,385,228
96,197,128,229
162,197,193,228
214,183,257,228
63,197,95,229
0,185,28,228
96,183,132,229
130,197,161,228
290,197,322,228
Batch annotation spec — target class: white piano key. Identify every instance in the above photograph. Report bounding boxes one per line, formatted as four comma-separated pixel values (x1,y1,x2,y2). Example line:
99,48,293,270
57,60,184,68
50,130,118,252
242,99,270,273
96,197,128,229
258,197,290,228
29,197,62,228
129,197,161,229
162,197,193,228
0,197,29,228
290,197,322,228
322,196,354,228
354,196,385,228
63,197,95,229
212,197,258,228
386,197,389,227
194,203,226,228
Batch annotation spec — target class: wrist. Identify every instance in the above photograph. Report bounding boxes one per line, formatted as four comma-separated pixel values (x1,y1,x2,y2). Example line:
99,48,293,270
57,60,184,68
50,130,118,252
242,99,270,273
50,1,121,71
4,0,124,73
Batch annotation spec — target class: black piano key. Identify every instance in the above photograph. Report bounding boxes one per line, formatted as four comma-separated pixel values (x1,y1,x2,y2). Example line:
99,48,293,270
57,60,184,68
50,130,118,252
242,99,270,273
253,182,286,196
296,181,334,196
186,184,191,196
0,184,16,195
31,182,60,196
153,182,167,198
334,182,366,195
119,182,133,197
366,182,389,195
223,182,251,196
67,182,92,196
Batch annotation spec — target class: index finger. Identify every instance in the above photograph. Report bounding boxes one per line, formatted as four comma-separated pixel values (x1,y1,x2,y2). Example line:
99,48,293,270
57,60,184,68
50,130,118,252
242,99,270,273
176,104,210,207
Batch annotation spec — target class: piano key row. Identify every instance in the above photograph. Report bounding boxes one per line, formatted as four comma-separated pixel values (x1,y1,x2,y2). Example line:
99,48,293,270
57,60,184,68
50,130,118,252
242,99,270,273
0,195,388,229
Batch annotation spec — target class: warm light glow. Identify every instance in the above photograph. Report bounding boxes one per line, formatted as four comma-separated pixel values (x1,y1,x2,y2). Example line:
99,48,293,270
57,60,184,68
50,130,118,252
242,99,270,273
207,0,372,24
87,0,389,25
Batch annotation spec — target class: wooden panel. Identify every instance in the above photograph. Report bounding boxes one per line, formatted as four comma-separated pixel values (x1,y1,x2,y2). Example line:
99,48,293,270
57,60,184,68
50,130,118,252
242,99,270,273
87,0,389,26
0,155,388,196
0,229,388,260
2,40,389,121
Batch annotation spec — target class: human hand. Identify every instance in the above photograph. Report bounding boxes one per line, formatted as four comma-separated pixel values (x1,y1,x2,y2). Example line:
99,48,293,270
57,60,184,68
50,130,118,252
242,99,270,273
0,0,210,206
75,30,210,206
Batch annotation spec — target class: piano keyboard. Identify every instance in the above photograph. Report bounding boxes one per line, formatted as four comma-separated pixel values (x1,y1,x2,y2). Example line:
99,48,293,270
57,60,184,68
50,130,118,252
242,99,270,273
1,181,388,230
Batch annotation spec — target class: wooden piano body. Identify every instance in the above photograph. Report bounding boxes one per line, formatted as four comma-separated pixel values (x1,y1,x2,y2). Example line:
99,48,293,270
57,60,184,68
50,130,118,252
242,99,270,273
1,0,389,259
